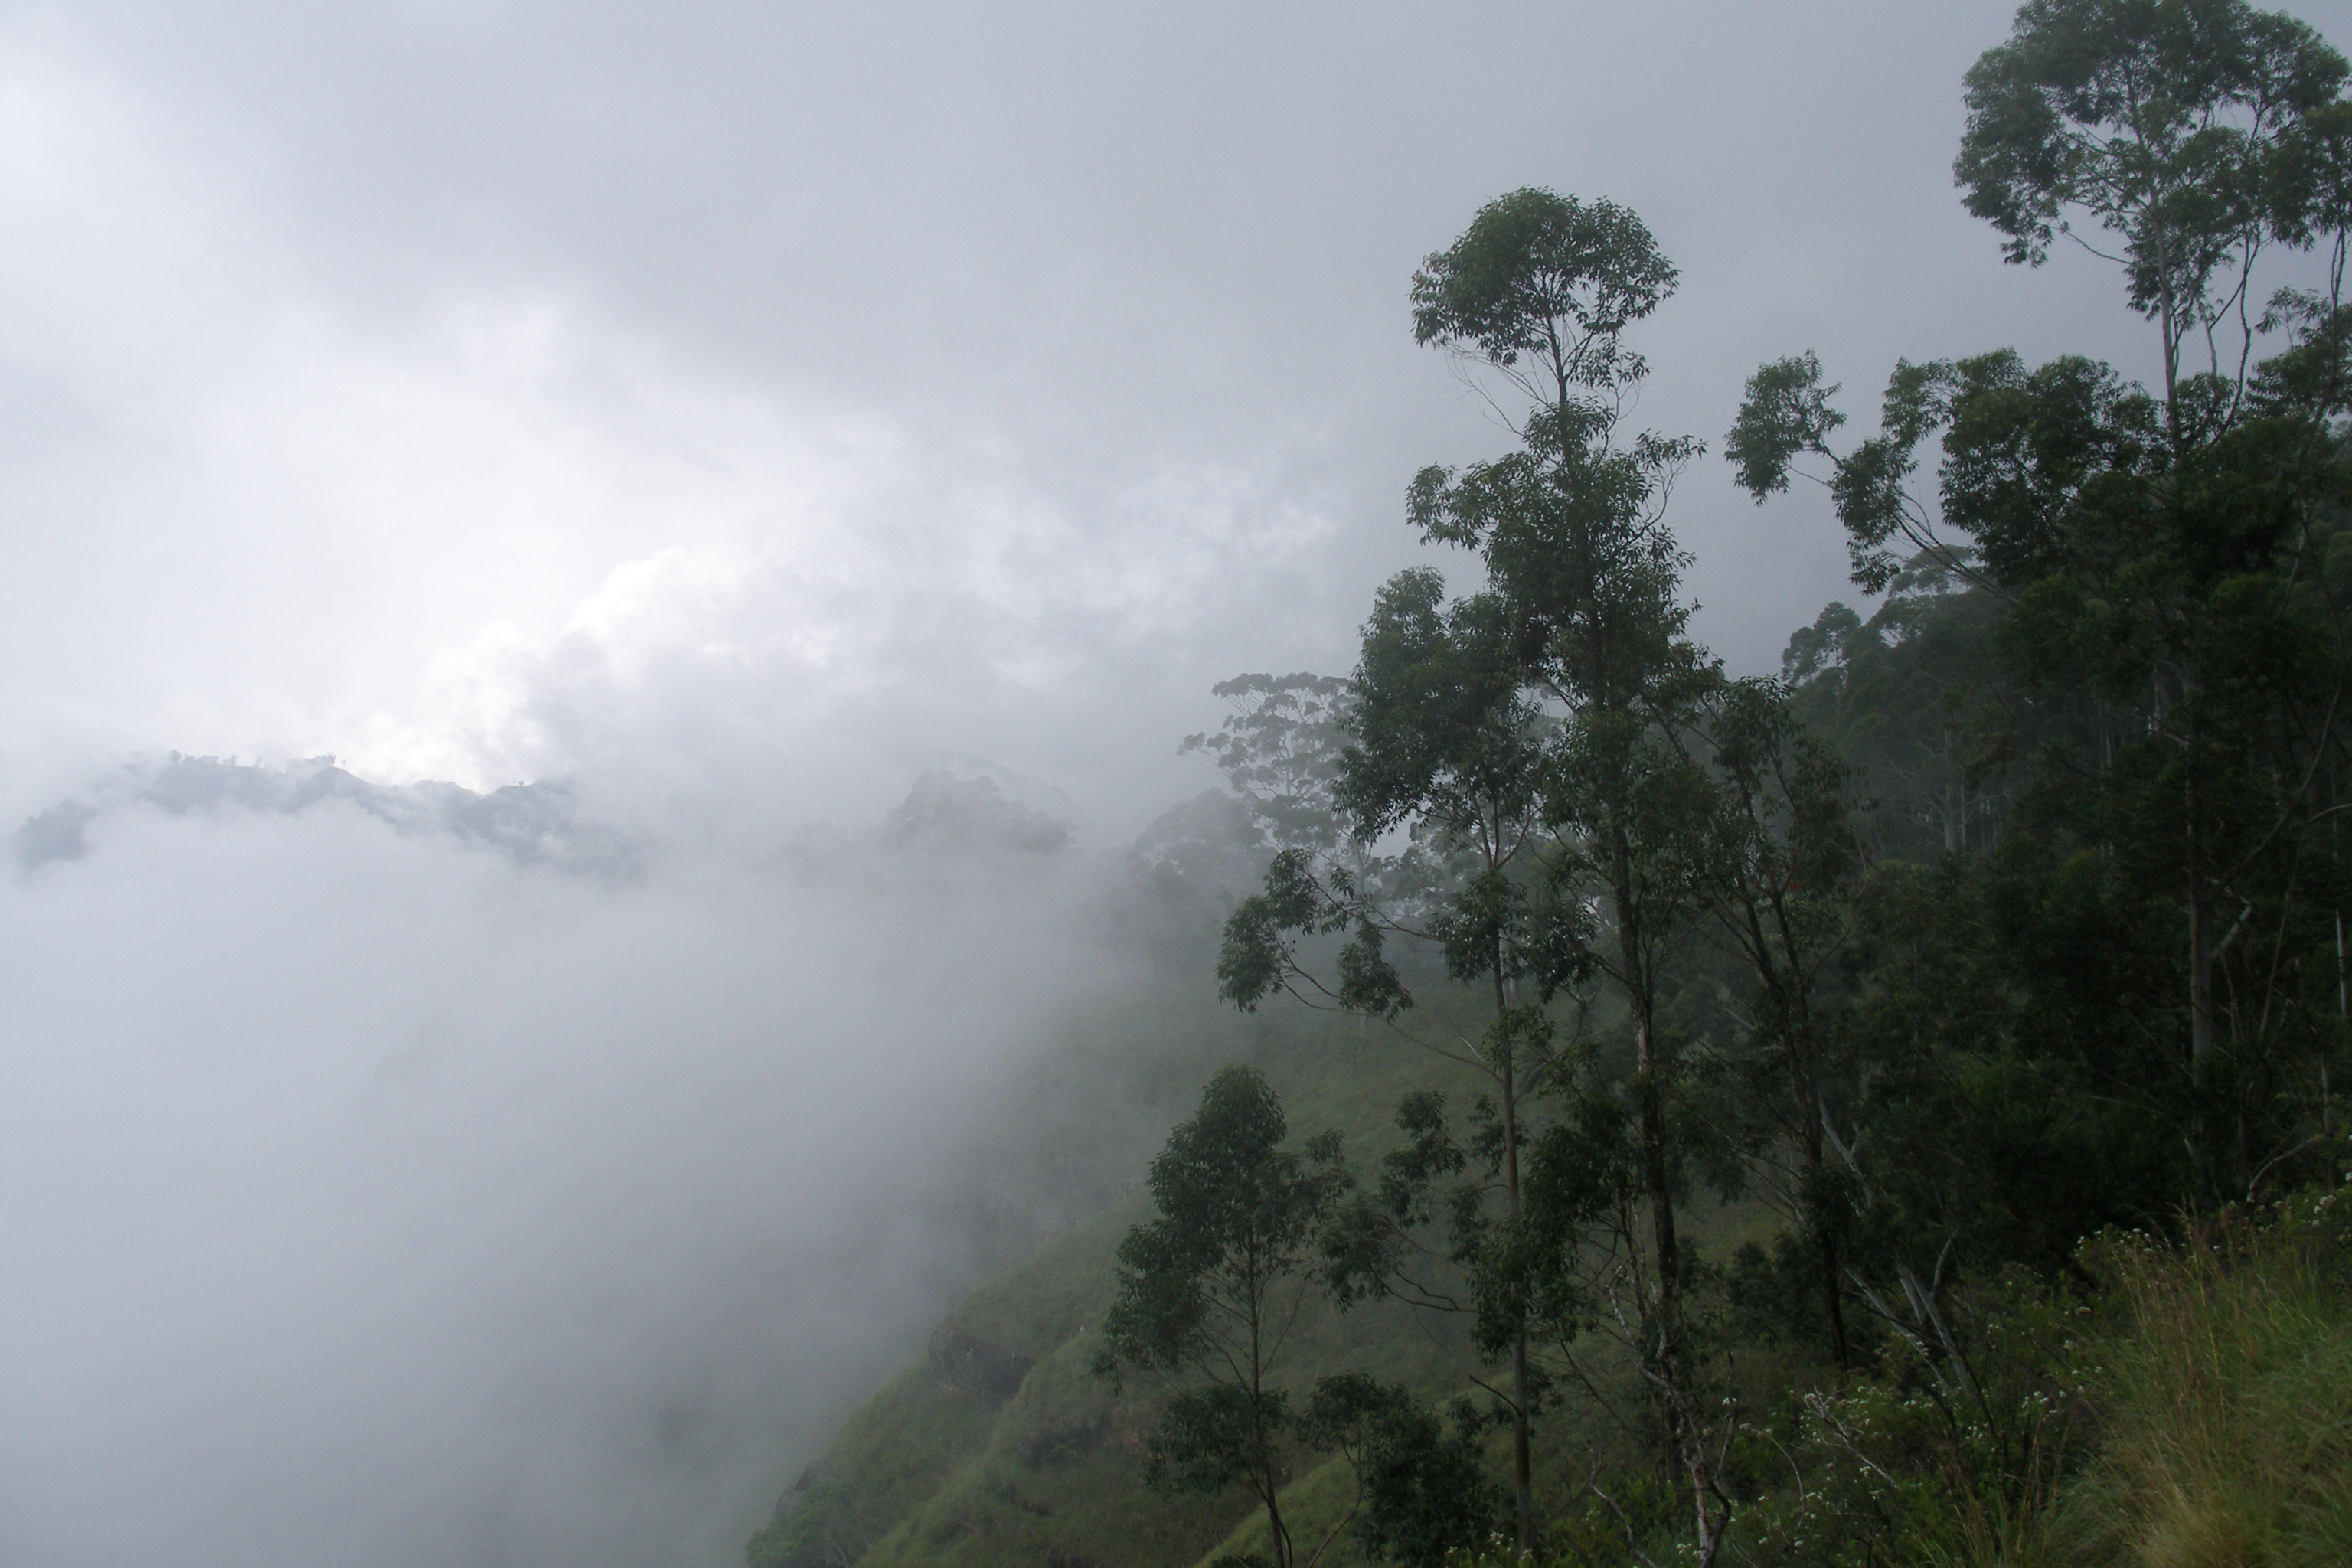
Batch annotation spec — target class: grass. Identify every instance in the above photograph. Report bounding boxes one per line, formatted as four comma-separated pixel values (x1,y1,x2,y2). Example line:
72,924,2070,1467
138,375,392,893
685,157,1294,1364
753,980,1499,1568
1720,1181,2352,1568
2057,1190,2352,1568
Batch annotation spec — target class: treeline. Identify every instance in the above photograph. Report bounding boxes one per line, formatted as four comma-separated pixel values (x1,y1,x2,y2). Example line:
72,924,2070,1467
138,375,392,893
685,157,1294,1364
1092,3,2352,1564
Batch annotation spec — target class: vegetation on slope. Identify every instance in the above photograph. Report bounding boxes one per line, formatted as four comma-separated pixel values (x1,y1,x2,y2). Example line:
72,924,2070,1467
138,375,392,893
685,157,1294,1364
756,1,2352,1563
749,996,1485,1568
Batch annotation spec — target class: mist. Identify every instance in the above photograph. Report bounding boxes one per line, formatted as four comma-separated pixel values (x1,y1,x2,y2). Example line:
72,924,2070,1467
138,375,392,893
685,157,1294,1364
0,792,1121,1566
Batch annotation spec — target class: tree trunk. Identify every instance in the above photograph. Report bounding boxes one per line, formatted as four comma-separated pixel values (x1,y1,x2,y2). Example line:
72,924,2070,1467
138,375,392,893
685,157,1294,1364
1618,871,1705,1539
1494,963,1535,1553
1251,1291,1291,1568
1802,1112,1849,1374
1749,888,1848,1375
2188,750,2218,1070
2190,886,2217,1067
1633,1024,1681,1346
1264,1481,1289,1568
1634,1002,1713,1550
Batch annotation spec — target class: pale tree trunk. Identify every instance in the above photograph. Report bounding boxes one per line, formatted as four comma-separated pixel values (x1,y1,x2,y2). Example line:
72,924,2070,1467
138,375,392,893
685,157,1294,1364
1616,866,1716,1550
1249,1276,1292,1568
1493,957,1534,1553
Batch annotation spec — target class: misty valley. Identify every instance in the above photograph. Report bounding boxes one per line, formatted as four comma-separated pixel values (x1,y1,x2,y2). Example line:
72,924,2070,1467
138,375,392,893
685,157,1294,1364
9,2,2352,1568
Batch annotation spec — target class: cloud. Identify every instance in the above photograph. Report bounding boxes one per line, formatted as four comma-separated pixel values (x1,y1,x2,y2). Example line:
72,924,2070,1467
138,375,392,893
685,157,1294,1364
285,413,1344,843
0,799,1110,1568
0,21,1343,838
4,0,2220,848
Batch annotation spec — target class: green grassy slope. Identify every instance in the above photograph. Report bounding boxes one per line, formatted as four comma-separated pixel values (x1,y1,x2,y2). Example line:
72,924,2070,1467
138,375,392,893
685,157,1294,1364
748,990,1481,1568
747,970,1788,1568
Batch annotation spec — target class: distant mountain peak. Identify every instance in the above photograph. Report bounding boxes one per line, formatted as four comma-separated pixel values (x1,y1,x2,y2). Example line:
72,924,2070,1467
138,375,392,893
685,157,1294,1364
11,753,639,874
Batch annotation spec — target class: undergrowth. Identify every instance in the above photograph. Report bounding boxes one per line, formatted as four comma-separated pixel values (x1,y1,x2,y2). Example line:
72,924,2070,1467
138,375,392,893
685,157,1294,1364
1432,1174,2352,1568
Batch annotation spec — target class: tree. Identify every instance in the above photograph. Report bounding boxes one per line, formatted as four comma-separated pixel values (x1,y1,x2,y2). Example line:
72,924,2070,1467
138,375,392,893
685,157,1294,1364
1735,0,2352,1183
1181,672,1356,858
1300,1375,1503,1566
1954,0,2348,429
1219,566,1583,1552
1734,358,2352,1174
1221,186,1734,1559
1093,1067,1351,1568
1684,11,2352,1541
1701,677,1868,1371
1949,0,2352,1086
1407,187,1734,1560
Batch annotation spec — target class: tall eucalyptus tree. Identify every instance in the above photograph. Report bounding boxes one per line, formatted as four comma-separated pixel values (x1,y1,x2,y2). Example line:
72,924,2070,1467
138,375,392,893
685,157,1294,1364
1093,1067,1351,1568
1218,566,1583,1553
1404,187,1731,1559
1221,188,1733,1557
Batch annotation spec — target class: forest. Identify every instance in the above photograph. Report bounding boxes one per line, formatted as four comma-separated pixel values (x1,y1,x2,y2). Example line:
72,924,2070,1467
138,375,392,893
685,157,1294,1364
753,2,2352,1564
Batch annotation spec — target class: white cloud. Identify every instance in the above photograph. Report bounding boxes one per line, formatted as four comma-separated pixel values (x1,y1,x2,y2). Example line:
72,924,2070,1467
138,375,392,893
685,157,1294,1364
0,802,1102,1568
0,21,1347,835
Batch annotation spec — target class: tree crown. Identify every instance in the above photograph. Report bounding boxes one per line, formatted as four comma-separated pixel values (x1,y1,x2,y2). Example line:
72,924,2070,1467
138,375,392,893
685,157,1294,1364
1410,187,1677,426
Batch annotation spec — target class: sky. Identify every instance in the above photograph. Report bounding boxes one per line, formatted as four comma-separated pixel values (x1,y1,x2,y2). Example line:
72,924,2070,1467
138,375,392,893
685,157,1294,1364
5,3,2352,1566
11,0,2340,841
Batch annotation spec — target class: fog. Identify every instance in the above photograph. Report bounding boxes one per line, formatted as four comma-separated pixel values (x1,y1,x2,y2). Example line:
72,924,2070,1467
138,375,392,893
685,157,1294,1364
7,0,2352,1563
0,793,1122,1566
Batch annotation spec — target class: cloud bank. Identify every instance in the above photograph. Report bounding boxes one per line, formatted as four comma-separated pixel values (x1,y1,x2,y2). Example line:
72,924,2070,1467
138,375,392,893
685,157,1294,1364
0,797,1118,1568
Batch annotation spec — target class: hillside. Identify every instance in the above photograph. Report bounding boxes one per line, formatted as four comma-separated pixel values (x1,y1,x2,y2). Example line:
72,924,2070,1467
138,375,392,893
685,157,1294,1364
745,981,1781,1568
755,9,2352,1553
746,995,1459,1568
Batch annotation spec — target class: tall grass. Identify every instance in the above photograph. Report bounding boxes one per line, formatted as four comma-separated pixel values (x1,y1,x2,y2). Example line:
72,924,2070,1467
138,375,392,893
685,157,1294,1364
2059,1190,2352,1568
1648,1185,2352,1568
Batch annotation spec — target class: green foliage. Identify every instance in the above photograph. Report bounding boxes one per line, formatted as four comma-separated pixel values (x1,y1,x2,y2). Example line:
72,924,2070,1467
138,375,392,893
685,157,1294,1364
1723,1181,2352,1568
1735,0,2352,1243
1303,1376,1504,1566
1340,571,1543,848
757,8,2352,1567
1182,674,1357,855
1148,1385,1295,1496
1955,0,2346,358
1223,181,1723,1541
1096,1067,1354,1568
1730,1264,2092,1568
1410,187,1676,411
760,989,1494,1568
1726,351,1846,501
2060,1187,2352,1566
1096,1066,1348,1383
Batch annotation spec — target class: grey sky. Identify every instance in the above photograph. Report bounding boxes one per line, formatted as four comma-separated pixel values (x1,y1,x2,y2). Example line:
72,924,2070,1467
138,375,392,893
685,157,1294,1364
10,0,2339,838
